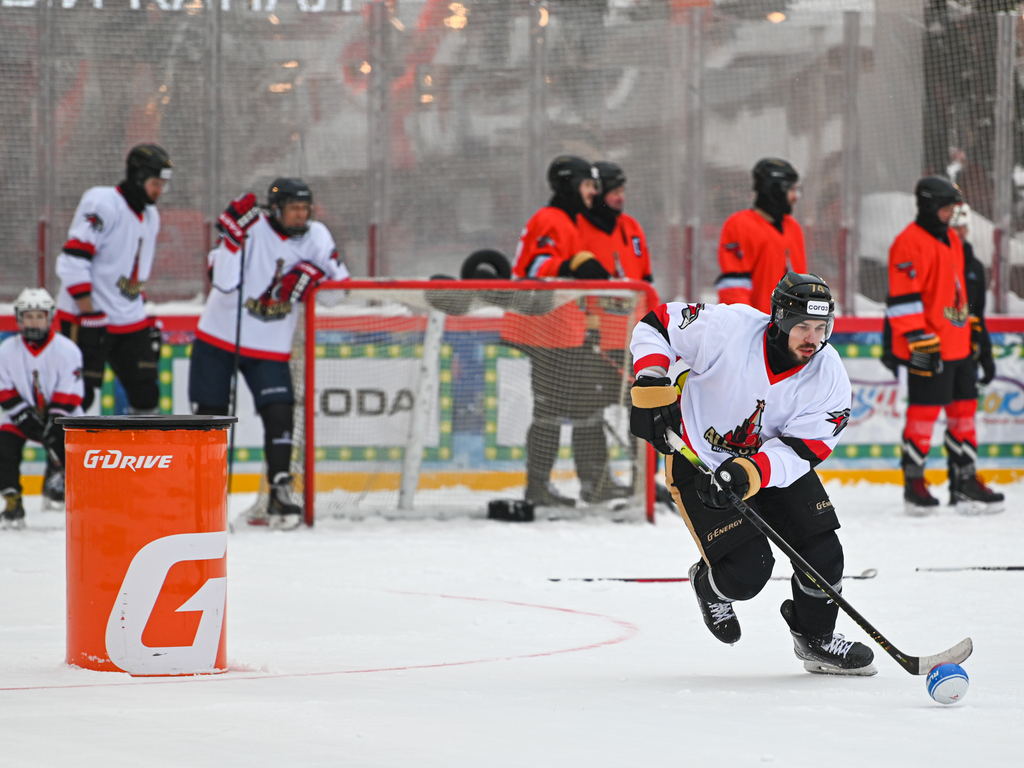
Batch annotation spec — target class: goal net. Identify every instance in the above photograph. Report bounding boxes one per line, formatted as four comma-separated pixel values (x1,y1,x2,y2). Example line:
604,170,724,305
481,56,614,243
280,279,658,524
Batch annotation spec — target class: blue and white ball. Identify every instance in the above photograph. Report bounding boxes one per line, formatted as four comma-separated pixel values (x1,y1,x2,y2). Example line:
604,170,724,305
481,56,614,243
927,663,970,705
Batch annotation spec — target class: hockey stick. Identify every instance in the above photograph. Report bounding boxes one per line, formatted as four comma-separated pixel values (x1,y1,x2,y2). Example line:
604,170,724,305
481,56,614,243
227,235,246,493
917,566,1024,572
549,569,878,583
665,431,972,675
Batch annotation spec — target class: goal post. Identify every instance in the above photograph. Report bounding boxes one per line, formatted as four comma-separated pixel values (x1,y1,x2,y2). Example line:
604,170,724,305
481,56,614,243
300,278,660,525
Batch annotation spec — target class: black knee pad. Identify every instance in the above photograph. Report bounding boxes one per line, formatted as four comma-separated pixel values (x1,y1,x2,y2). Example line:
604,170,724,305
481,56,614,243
795,531,844,586
120,378,160,411
194,404,230,417
703,537,775,602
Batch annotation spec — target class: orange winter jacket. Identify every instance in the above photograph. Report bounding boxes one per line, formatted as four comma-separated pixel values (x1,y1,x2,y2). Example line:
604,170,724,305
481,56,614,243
577,213,653,281
511,206,582,279
886,223,971,361
716,209,807,312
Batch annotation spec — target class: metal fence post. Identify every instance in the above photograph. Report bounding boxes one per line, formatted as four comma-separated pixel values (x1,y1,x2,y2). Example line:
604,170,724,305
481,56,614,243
683,7,704,303
368,0,391,278
525,1,548,220
205,0,223,259
36,0,56,292
992,12,1015,314
840,10,861,315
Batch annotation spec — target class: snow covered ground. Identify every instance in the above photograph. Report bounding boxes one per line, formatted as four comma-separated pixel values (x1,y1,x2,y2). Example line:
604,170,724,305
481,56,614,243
2,480,1022,767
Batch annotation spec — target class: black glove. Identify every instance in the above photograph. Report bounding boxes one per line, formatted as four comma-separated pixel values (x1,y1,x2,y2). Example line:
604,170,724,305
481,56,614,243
75,311,108,363
980,354,996,386
694,457,753,510
559,252,611,280
629,376,681,455
11,407,46,444
41,412,66,467
274,261,327,303
217,192,260,248
905,331,943,377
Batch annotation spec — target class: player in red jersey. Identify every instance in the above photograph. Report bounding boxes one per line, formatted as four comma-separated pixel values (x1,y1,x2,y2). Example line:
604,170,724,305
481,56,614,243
716,158,806,312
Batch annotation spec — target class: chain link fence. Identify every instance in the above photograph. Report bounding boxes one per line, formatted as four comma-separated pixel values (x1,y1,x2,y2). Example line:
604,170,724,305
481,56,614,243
3,0,1023,312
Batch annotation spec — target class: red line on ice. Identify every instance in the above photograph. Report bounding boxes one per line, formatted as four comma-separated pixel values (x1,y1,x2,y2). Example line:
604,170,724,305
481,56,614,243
0,591,640,692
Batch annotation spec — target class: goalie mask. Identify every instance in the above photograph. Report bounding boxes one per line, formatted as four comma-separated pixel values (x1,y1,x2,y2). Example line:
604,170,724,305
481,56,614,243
14,287,56,343
268,178,314,237
769,272,835,342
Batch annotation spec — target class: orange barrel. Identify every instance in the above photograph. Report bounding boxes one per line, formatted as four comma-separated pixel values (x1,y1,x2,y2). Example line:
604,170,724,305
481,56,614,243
58,415,236,676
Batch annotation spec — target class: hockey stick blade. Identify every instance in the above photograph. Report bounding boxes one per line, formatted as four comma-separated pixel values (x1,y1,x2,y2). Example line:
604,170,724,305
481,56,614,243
549,569,877,583
664,431,973,675
917,566,1024,572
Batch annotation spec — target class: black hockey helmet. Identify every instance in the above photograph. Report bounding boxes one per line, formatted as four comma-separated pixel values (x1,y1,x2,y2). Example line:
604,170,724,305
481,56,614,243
126,144,172,187
752,157,799,197
915,176,962,215
268,178,313,237
547,155,600,196
461,249,512,280
769,272,835,340
594,161,626,194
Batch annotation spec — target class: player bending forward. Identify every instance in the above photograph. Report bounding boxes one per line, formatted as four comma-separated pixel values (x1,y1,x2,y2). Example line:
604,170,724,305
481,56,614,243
1,289,85,527
190,179,349,529
629,273,876,675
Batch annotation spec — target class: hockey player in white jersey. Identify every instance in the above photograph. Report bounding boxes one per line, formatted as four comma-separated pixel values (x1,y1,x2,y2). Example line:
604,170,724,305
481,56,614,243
1,289,85,528
629,273,875,675
55,144,172,414
190,179,350,529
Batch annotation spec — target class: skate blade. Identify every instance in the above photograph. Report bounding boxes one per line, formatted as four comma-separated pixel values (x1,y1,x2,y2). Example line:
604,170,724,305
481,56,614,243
802,660,878,676
246,514,271,527
43,498,65,512
0,518,27,531
955,499,1005,516
269,513,302,530
904,501,940,517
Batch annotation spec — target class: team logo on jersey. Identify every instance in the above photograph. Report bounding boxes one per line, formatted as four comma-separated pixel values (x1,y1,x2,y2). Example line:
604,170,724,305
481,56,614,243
32,371,46,412
826,408,850,437
329,248,339,263
632,237,642,257
724,242,743,260
84,212,104,232
943,273,969,327
116,238,145,300
677,303,704,331
245,258,292,321
704,399,765,456
895,261,916,281
537,235,556,248
73,366,82,381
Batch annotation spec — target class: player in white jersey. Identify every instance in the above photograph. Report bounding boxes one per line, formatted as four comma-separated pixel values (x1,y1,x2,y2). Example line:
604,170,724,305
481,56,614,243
190,178,350,529
1,289,85,528
55,144,172,414
629,273,875,676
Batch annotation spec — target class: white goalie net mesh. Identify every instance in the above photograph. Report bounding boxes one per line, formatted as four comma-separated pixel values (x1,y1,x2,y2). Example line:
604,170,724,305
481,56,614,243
285,279,656,523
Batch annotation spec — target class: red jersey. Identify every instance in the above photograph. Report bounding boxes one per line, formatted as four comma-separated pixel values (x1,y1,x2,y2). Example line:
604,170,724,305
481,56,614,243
716,209,806,312
886,223,971,361
512,206,581,279
577,213,653,281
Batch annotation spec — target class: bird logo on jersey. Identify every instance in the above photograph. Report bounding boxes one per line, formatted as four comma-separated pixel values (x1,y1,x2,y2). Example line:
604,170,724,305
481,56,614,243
245,258,293,321
677,303,704,331
704,399,765,456
32,371,46,413
84,212,104,232
943,273,969,328
116,238,145,300
826,408,850,437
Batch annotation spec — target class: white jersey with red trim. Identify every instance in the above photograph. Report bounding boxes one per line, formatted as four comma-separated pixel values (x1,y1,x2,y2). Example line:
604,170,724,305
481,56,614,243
54,186,160,333
630,302,852,489
197,214,349,360
0,332,85,437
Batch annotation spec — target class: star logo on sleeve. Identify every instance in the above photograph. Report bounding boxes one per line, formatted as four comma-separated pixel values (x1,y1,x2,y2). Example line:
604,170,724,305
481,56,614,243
826,408,851,436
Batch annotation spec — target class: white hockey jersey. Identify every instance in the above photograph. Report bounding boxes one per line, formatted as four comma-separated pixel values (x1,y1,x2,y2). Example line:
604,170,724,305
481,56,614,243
630,302,852,489
55,186,161,333
197,214,350,360
0,332,85,438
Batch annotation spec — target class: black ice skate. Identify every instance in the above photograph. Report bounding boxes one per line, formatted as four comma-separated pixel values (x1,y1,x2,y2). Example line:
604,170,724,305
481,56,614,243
948,464,1005,516
1,488,26,530
689,561,741,645
781,599,876,676
43,467,65,510
267,473,303,530
525,482,576,508
903,476,939,517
